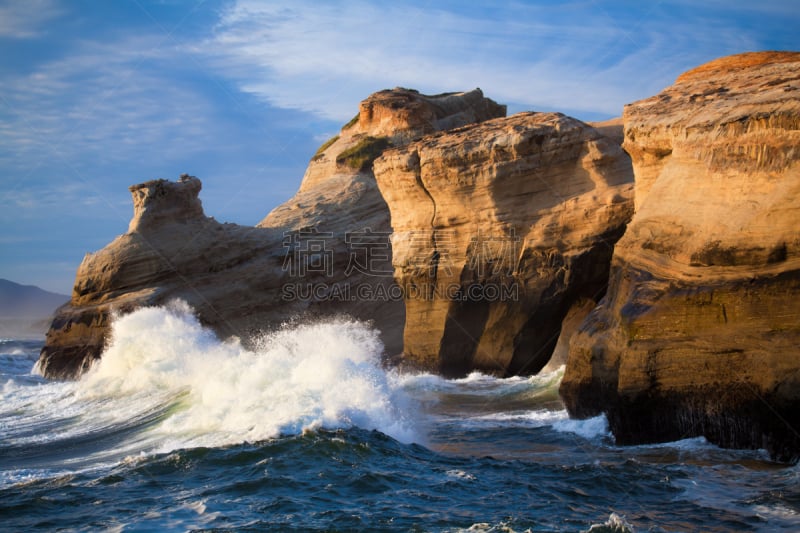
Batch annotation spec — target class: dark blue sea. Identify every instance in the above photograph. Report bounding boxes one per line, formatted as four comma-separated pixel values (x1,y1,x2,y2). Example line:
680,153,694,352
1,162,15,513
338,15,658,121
2,303,799,532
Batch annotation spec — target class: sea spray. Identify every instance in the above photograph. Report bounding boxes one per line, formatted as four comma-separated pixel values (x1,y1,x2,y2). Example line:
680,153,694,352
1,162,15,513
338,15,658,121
77,301,418,450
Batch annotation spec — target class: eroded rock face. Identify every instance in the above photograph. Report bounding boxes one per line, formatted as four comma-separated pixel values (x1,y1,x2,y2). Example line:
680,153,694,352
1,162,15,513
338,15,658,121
39,177,282,378
560,51,800,461
39,89,505,379
258,87,504,360
356,88,506,144
374,112,634,377
297,88,505,192
128,174,205,232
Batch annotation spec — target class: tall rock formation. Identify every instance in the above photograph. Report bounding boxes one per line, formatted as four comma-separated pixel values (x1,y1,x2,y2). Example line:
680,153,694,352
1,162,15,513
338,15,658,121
560,52,800,461
374,112,634,376
39,176,282,378
38,89,505,379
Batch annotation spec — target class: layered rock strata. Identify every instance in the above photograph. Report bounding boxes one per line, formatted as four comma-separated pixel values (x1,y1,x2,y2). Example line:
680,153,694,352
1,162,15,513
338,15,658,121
374,112,634,377
560,52,800,461
38,89,505,379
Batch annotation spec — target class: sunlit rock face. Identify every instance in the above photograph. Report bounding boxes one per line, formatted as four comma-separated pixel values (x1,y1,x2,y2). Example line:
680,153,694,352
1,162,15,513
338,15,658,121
560,51,800,462
375,112,633,377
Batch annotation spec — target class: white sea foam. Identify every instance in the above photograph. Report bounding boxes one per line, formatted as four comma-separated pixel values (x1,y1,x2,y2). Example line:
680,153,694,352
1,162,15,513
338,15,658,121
638,436,712,451
1,302,582,478
448,522,519,533
460,409,568,427
753,503,799,521
585,512,635,532
552,414,611,439
396,366,563,396
445,469,476,481
396,365,568,433
75,300,418,449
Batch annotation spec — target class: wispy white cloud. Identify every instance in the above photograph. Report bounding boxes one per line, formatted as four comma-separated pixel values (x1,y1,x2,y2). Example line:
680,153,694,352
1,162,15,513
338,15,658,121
0,0,63,38
0,181,115,212
1,34,214,168
201,0,778,121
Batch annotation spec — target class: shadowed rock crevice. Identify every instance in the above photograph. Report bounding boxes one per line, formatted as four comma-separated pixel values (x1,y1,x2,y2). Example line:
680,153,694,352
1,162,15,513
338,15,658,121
438,299,492,377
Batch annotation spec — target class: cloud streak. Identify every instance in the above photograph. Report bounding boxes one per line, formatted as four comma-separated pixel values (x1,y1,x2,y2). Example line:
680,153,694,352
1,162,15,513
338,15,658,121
1,35,214,171
203,0,788,121
0,0,63,38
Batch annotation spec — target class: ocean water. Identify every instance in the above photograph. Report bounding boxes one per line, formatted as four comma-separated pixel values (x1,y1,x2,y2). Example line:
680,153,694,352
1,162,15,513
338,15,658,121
1,303,799,532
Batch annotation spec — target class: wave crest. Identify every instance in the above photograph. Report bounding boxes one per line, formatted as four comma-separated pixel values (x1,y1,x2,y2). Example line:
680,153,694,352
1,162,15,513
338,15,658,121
78,301,417,450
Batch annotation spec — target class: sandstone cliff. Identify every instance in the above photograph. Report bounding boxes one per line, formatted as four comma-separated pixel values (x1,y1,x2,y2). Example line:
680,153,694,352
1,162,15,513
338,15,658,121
374,112,634,376
38,89,505,379
560,52,800,461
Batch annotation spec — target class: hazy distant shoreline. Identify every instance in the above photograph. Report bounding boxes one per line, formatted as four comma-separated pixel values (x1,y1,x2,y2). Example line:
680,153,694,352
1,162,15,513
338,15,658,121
0,317,54,340
0,278,68,339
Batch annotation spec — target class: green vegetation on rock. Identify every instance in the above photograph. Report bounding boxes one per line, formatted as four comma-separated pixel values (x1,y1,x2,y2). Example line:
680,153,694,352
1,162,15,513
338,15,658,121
336,136,391,171
342,113,359,130
312,135,339,161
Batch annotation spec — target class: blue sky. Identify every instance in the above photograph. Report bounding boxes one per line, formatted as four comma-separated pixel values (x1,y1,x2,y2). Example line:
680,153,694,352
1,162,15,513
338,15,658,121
1,0,798,294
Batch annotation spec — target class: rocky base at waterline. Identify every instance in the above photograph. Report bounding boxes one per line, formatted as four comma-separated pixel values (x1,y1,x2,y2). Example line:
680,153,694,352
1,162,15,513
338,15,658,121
560,51,800,462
